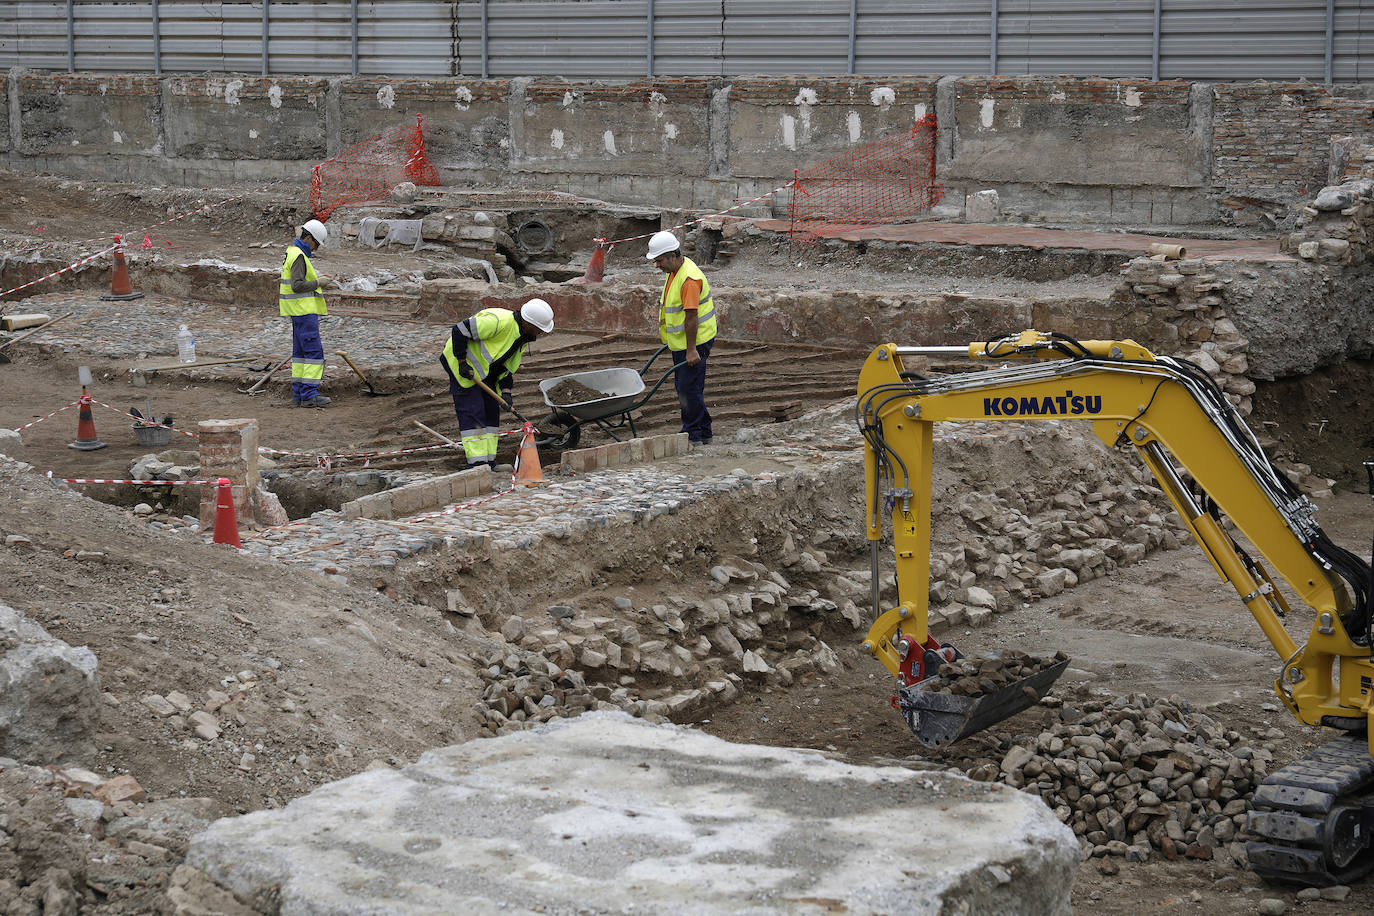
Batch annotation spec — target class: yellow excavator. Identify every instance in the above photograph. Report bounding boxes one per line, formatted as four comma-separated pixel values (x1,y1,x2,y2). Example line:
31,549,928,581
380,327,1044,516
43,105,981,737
857,331,1374,886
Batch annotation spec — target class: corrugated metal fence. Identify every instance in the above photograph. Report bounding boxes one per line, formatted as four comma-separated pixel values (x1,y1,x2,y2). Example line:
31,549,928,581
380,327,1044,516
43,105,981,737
0,0,1368,82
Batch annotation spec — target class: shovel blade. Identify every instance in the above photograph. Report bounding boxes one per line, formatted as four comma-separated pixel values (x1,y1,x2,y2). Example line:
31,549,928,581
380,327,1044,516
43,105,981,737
898,658,1069,747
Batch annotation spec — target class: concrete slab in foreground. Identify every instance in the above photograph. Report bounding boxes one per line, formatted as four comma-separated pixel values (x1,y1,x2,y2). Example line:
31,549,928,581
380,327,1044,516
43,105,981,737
186,713,1077,915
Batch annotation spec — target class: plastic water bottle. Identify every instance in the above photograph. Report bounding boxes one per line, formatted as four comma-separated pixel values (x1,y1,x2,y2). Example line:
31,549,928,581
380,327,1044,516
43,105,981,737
176,324,196,363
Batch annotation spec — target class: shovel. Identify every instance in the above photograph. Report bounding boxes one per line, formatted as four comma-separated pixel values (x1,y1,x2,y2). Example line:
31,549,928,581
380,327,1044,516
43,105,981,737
336,351,391,396
471,374,532,425
239,356,291,395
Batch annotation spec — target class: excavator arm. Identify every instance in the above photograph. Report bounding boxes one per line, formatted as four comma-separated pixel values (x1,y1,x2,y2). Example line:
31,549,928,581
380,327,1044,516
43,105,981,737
858,331,1374,884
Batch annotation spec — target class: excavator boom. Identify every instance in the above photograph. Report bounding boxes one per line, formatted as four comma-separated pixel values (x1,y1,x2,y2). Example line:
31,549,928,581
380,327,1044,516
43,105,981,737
857,331,1374,885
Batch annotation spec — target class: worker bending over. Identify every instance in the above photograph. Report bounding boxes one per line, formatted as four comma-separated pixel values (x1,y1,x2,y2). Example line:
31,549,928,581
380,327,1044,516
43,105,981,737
279,219,332,408
647,230,718,445
441,298,555,467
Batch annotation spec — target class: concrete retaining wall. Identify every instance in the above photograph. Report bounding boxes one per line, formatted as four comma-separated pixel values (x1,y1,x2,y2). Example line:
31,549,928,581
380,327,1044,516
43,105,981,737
4,69,1373,227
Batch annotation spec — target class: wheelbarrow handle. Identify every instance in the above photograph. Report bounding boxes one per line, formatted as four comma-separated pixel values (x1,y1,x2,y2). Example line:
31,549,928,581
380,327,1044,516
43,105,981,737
471,374,532,426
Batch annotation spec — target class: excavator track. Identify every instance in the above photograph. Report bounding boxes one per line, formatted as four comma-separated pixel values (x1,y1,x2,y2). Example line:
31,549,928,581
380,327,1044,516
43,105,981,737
1246,734,1374,887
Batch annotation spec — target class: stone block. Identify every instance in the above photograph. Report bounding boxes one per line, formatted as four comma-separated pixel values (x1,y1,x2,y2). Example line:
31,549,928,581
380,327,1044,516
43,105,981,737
0,604,100,763
177,713,1076,914
0,429,23,459
389,484,427,517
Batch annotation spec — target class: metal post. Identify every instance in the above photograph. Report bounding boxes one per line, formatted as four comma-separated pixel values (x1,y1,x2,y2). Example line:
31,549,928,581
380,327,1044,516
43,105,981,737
647,0,655,77
152,0,161,75
351,0,359,77
1324,0,1334,85
847,0,857,75
480,0,489,78
262,0,270,76
1151,0,1161,81
66,0,74,72
989,0,998,75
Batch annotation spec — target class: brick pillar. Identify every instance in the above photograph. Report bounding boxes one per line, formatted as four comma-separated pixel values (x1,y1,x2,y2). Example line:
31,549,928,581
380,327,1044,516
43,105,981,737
198,419,260,529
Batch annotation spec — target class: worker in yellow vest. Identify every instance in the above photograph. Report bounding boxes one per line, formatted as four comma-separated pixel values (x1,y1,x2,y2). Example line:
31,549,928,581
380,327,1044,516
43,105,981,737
279,219,332,408
440,299,555,467
647,230,718,444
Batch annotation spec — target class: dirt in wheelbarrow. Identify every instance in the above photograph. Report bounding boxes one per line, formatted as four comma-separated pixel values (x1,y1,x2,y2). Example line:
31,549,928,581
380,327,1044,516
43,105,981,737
546,377,611,406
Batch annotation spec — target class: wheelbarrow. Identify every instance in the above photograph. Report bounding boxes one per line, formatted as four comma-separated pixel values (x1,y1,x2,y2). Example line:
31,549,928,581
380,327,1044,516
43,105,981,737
536,345,682,450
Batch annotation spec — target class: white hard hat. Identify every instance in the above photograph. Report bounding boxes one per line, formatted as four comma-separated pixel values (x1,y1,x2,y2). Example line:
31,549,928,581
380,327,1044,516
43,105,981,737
646,230,680,260
521,298,554,334
301,219,328,246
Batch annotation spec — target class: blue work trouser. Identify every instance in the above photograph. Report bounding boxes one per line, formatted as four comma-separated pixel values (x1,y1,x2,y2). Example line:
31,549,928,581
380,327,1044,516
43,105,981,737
290,314,325,400
670,338,713,442
447,372,509,466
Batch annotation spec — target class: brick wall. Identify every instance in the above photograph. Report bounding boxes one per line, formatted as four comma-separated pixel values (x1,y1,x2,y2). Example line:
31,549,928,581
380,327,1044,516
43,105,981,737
1211,83,1373,211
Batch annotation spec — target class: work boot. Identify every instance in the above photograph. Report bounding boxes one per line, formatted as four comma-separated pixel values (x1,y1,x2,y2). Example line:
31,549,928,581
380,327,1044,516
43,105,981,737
298,395,332,408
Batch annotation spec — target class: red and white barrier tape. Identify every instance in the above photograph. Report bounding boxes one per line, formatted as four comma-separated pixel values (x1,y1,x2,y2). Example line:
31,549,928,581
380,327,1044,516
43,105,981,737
405,484,515,523
12,401,80,433
598,179,796,250
0,244,118,300
46,472,216,486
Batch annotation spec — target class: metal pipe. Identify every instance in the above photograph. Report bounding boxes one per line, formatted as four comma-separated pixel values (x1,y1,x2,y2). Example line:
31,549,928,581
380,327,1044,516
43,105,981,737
847,0,857,75
989,0,998,75
1151,0,1161,81
869,542,881,624
894,346,975,358
67,0,74,72
646,0,655,77
1325,0,1334,85
480,0,489,78
351,0,359,77
262,0,270,76
152,0,160,75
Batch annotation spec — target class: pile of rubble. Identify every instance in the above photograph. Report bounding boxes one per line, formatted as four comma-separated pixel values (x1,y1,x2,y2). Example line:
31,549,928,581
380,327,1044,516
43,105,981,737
471,567,846,737
0,764,231,915
1113,257,1256,415
959,692,1269,871
926,650,1068,696
1282,177,1374,267
920,463,1185,628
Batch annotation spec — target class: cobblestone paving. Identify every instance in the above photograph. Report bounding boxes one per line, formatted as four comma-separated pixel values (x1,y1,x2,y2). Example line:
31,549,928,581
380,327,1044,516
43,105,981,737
16,290,443,375
240,432,846,580
158,418,1011,586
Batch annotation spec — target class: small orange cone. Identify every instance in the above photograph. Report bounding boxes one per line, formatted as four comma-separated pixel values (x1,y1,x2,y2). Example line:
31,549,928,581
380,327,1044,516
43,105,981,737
100,235,144,302
68,393,107,451
513,422,545,486
211,477,242,547
570,238,609,284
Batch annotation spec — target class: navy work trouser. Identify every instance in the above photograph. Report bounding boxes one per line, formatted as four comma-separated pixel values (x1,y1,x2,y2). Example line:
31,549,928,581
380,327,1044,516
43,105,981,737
670,339,713,443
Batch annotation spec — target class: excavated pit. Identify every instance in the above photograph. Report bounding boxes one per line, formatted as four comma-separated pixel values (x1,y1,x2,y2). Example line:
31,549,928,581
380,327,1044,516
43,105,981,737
3,171,1374,914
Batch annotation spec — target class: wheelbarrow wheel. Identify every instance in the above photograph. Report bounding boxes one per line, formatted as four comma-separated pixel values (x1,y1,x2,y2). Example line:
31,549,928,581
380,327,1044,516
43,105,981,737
535,412,581,450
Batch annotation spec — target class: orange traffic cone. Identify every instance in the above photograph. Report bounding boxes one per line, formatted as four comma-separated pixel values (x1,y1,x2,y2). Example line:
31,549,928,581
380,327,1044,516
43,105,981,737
570,238,609,284
211,477,242,547
100,235,144,302
513,422,545,486
67,393,107,451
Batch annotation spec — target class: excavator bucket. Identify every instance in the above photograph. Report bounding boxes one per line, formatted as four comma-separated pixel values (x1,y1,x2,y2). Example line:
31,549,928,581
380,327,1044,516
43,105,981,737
897,657,1069,747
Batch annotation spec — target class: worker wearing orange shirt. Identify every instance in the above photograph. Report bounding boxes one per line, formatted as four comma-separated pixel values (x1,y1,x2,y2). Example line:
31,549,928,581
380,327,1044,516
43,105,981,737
646,231,718,445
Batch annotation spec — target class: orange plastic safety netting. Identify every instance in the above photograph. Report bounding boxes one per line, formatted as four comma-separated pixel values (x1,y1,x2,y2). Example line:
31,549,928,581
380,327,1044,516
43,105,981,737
308,114,441,221
788,114,941,242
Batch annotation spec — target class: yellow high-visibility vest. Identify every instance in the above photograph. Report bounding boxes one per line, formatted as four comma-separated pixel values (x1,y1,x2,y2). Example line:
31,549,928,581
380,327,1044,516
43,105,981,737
442,308,525,388
659,256,717,350
279,245,327,316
